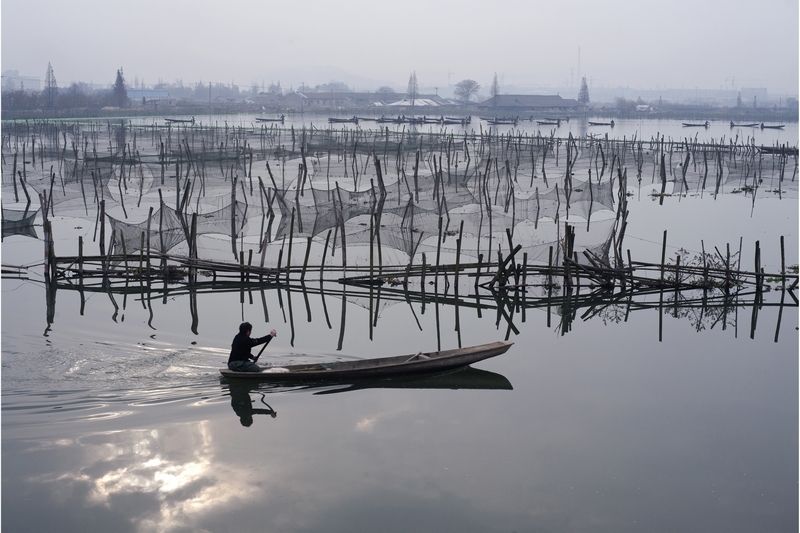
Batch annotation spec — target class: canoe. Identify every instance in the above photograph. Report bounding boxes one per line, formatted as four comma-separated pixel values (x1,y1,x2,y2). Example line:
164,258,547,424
682,121,709,127
219,340,513,381
328,116,359,124
758,145,798,155
256,116,285,123
729,121,759,127
165,117,195,124
588,120,615,127
482,117,518,125
760,123,785,130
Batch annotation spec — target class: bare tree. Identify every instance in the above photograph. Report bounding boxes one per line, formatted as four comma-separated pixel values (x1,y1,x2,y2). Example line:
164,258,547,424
578,76,590,106
376,85,396,103
406,71,418,106
454,79,481,104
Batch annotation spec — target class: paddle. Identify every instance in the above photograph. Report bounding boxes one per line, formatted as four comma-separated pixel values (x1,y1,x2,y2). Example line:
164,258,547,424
252,330,277,363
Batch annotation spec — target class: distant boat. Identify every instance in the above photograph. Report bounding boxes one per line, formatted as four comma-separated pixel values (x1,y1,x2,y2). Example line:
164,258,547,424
482,116,519,125
256,115,285,124
328,116,359,124
165,117,195,124
444,116,471,125
588,120,615,127
682,121,709,128
729,121,759,128
536,119,560,126
759,145,798,155
545,116,569,122
761,123,785,130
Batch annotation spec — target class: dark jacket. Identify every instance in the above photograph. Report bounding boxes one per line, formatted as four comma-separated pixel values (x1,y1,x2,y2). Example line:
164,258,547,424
228,332,273,363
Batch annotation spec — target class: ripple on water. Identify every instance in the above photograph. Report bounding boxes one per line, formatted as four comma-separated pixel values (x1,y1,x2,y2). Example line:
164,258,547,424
1,343,232,428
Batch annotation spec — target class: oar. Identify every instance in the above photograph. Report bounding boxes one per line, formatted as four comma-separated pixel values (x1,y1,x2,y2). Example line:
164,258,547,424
253,341,269,363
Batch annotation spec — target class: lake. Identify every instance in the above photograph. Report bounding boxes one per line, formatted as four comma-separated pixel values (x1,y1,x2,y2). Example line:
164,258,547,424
2,116,797,532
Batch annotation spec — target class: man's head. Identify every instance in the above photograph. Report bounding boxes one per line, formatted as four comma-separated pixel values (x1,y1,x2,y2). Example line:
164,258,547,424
239,322,253,335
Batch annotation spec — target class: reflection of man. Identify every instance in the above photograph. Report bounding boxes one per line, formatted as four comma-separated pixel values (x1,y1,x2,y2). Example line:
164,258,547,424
229,383,277,427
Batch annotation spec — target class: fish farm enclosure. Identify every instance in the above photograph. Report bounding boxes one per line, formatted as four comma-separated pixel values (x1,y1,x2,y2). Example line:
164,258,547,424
3,119,797,325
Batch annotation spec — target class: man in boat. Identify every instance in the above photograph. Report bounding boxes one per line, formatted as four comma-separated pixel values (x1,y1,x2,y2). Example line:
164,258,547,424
227,322,277,372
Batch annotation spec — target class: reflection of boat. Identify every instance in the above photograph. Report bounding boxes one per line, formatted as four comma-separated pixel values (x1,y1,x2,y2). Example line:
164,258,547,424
761,123,785,130
312,366,513,394
220,341,513,381
588,120,615,127
256,115,285,123
682,121,709,127
729,121,759,128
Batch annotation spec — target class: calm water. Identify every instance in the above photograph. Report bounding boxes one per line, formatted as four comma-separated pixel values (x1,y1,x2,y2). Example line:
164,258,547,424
133,113,800,148
2,118,797,532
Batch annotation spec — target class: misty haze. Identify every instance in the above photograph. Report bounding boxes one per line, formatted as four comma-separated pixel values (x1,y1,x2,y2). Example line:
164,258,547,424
1,1,798,532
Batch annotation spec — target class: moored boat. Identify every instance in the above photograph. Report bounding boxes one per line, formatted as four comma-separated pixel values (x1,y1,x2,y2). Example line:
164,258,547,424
760,123,785,130
328,116,359,124
588,120,615,127
482,116,519,125
165,117,195,124
220,341,513,381
256,115,285,123
682,121,709,128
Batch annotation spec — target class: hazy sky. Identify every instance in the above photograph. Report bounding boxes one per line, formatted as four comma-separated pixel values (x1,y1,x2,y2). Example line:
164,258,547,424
2,0,798,95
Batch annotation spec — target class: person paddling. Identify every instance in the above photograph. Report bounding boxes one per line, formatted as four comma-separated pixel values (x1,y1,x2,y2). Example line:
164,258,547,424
227,322,277,372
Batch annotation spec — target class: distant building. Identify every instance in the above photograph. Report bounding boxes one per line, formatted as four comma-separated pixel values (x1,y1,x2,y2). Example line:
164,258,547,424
636,104,650,112
283,91,375,109
477,94,580,112
254,92,284,107
127,89,170,101
2,70,41,92
279,91,449,109
386,97,443,107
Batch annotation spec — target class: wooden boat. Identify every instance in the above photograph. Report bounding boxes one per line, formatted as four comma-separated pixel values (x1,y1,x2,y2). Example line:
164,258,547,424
682,121,709,128
328,116,359,124
536,119,560,126
442,116,470,125
729,121,759,128
256,115,285,124
761,123,785,130
758,145,798,155
165,117,195,124
219,341,513,381
483,117,518,125
588,120,615,127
